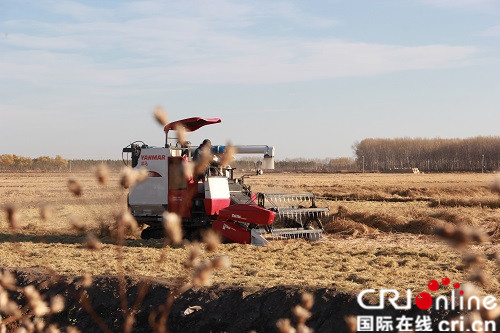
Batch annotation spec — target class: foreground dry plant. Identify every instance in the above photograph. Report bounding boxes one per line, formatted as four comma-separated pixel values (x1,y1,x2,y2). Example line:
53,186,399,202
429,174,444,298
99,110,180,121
0,109,232,332
0,110,498,331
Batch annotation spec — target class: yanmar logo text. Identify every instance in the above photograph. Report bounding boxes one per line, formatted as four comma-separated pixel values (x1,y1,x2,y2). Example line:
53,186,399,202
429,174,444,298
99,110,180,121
141,155,166,161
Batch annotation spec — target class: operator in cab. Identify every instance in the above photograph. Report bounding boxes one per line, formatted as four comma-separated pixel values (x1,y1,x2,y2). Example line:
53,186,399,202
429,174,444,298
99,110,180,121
193,139,212,161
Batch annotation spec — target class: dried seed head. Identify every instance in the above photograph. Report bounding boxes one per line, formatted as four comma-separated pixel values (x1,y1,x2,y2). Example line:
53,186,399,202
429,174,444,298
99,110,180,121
480,302,500,320
344,316,357,333
0,270,17,289
296,323,312,333
162,212,183,245
435,223,455,239
463,253,486,267
116,210,138,232
14,327,27,333
192,260,213,287
436,224,475,248
95,164,110,185
120,167,149,189
21,319,34,332
84,233,102,250
98,220,112,238
4,205,20,230
154,106,168,126
292,305,311,324
182,161,194,180
194,146,213,177
490,175,500,194
33,318,45,332
276,318,296,333
66,327,81,333
5,300,21,316
120,167,134,189
24,285,39,300
81,272,92,288
174,124,188,146
460,283,480,306
469,269,488,286
202,229,220,252
39,204,52,221
0,290,8,308
50,295,65,314
471,230,489,244
184,243,202,268
301,292,314,310
67,179,82,196
464,312,483,333
45,324,60,333
210,255,231,270
124,313,136,332
32,300,50,317
70,215,86,234
220,144,236,167
136,168,149,183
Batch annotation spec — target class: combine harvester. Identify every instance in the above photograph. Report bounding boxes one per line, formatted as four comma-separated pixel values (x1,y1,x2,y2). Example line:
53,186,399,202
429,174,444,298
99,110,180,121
123,117,329,245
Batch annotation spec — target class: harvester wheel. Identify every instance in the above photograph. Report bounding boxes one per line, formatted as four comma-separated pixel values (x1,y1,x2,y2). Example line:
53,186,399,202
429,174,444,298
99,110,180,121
141,226,165,239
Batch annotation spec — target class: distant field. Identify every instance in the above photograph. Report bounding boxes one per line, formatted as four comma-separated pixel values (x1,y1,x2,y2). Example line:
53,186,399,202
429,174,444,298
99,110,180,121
0,171,498,299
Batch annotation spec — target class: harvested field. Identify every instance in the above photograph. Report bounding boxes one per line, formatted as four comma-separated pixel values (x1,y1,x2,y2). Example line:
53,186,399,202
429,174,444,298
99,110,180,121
0,171,499,331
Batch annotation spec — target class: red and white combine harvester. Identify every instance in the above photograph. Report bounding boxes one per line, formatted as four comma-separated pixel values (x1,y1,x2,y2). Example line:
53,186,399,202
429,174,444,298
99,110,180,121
123,117,329,245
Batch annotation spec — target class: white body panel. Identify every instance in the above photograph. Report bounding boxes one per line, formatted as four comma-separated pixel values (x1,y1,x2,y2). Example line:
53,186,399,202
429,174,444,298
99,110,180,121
129,147,170,206
204,177,230,199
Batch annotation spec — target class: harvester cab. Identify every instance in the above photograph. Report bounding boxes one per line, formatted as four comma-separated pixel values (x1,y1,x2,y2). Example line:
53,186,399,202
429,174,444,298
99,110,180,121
123,117,327,245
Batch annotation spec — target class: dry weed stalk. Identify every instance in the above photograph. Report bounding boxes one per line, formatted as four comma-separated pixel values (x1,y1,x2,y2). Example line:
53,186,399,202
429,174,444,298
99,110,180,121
435,223,489,248
95,164,110,185
193,146,213,177
162,212,183,245
276,318,296,333
173,124,187,146
4,205,20,230
39,204,52,221
84,233,102,250
0,107,238,333
219,144,236,167
490,175,500,194
202,229,221,252
276,293,314,333
154,106,168,126
67,179,82,197
0,269,71,332
344,316,357,333
119,167,148,189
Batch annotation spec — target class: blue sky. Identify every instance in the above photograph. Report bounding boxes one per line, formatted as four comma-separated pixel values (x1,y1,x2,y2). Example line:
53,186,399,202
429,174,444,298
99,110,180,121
1,0,499,159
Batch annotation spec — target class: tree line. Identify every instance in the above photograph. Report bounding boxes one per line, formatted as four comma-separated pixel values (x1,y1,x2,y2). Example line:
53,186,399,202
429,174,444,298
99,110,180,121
0,155,68,171
0,155,123,172
353,136,500,172
2,136,499,173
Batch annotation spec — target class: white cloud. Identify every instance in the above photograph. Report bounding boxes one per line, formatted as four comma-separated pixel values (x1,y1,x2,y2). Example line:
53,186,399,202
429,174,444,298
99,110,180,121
482,25,500,36
0,1,479,87
419,0,499,9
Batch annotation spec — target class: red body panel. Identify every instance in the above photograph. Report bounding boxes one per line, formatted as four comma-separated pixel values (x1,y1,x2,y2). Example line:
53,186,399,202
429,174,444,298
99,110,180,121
212,220,251,244
164,117,221,134
217,204,275,226
204,198,231,215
